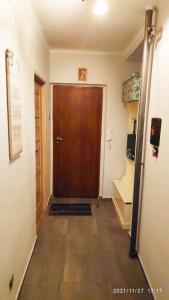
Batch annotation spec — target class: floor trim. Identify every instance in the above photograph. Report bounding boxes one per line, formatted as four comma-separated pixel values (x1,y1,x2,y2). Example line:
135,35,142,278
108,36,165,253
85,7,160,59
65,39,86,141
127,236,154,299
47,194,52,207
15,236,37,300
137,254,155,300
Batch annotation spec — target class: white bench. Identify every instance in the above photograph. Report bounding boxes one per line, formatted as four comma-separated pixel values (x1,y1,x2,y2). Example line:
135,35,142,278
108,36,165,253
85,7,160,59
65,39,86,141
112,166,134,229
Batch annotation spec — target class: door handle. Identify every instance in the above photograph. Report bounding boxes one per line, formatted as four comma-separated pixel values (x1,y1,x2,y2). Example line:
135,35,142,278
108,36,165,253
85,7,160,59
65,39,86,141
56,137,64,144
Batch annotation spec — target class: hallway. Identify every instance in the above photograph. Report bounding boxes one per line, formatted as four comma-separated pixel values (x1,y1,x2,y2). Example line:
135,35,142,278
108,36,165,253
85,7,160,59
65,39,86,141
1,2,169,299
19,199,152,300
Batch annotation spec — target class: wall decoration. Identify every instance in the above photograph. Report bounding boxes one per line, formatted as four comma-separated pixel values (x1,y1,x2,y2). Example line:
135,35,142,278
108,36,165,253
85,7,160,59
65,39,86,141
6,49,22,161
78,67,88,81
122,72,141,102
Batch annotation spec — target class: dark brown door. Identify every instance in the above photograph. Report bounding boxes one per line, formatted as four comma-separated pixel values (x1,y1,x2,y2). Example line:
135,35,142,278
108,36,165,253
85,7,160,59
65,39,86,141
53,85,103,197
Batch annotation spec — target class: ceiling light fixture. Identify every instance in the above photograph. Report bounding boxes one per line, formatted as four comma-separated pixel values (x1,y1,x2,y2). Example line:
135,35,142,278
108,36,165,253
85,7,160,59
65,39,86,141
94,1,109,16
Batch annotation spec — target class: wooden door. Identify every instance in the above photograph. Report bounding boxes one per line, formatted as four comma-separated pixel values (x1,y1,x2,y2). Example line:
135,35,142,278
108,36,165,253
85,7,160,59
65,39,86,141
35,80,43,228
53,85,103,198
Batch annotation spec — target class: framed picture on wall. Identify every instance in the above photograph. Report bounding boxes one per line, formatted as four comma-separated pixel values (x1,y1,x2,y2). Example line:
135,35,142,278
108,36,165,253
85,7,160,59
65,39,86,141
78,67,88,81
6,49,22,161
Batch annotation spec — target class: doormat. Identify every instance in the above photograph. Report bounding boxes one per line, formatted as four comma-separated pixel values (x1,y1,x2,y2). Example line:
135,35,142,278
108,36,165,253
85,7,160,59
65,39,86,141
49,203,92,216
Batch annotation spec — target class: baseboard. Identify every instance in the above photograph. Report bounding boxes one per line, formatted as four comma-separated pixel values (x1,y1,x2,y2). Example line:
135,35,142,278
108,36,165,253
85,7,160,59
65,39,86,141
98,196,112,201
137,254,155,300
47,194,52,207
128,235,154,298
15,236,37,300
126,238,155,299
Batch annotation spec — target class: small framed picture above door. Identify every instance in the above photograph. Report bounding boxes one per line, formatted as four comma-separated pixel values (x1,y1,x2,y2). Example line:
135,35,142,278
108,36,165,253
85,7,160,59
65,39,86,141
78,68,88,81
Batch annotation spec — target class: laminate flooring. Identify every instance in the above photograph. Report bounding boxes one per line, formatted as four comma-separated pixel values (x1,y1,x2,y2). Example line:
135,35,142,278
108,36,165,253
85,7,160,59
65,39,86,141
18,198,153,300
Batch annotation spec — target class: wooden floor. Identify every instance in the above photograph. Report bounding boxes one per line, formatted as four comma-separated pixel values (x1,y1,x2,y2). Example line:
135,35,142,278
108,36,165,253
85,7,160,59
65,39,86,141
19,199,152,300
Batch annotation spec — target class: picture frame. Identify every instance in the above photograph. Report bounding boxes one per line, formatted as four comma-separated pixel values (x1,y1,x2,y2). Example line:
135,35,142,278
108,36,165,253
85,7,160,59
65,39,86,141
78,67,88,81
6,49,22,161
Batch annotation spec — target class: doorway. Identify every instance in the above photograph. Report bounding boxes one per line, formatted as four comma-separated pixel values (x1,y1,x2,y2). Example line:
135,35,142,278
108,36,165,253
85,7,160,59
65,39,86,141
34,75,45,229
53,85,103,198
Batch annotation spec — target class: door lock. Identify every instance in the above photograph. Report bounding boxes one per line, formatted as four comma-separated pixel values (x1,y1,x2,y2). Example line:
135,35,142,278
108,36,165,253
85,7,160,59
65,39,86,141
56,137,64,144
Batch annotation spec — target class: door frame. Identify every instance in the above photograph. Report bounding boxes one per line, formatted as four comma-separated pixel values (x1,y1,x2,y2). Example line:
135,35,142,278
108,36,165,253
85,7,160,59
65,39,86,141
34,74,48,227
50,83,107,198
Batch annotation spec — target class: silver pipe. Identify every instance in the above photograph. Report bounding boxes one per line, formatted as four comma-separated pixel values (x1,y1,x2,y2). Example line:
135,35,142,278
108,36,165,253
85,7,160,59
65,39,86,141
136,10,158,248
129,8,157,258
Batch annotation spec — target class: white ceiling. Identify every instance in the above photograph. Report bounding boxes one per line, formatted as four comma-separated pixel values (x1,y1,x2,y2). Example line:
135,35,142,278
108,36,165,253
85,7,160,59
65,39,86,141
32,0,160,54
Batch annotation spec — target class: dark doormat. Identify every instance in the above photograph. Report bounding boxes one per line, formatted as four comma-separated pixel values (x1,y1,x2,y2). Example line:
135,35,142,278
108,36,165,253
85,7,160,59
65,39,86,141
49,203,92,216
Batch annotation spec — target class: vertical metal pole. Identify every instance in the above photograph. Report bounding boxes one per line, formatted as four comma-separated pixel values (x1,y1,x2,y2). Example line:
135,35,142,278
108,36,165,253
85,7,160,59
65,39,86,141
129,9,157,258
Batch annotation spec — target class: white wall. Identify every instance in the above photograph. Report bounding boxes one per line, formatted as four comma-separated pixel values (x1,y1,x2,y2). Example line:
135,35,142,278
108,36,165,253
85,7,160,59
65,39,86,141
0,1,50,299
50,50,140,197
138,2,169,299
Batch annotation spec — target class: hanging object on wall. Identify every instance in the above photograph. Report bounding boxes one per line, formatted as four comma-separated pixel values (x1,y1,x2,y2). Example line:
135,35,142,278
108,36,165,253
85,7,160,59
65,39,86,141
122,72,141,103
6,49,22,161
106,128,113,149
126,119,137,161
78,67,88,81
150,118,162,158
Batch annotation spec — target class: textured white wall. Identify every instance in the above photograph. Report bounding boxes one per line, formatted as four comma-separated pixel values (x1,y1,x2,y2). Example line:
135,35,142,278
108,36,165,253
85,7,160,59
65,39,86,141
0,0,50,299
138,2,169,299
50,51,140,197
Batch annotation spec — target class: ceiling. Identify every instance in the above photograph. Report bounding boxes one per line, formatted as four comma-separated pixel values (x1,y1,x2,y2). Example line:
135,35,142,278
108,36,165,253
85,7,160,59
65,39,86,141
32,0,160,54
